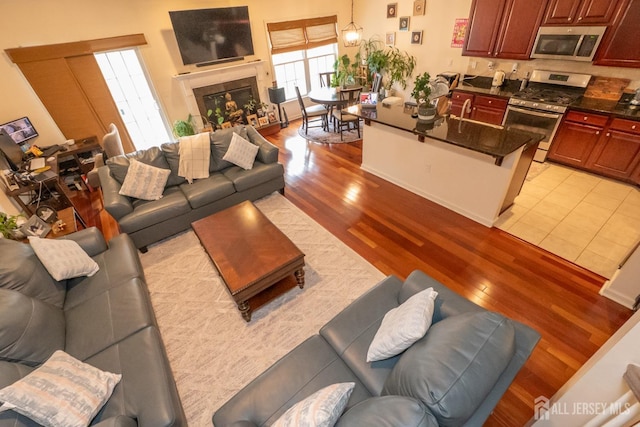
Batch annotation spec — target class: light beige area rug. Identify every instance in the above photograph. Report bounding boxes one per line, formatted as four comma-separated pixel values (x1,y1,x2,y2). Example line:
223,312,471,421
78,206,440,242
139,192,385,426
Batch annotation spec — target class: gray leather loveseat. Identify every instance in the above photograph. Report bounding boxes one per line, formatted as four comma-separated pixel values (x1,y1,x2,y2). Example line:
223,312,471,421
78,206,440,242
0,228,186,427
213,270,541,427
99,125,285,251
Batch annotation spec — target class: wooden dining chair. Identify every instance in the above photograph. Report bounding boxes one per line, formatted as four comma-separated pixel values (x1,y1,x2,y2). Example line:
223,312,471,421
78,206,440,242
319,71,335,88
332,87,361,141
295,86,328,134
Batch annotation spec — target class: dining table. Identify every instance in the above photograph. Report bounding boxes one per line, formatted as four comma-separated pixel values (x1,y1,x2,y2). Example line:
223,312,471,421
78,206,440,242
308,86,363,106
308,86,363,131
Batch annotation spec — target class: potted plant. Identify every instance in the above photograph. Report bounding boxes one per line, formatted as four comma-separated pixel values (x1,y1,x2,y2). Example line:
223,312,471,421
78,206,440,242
333,54,359,88
385,48,416,92
0,212,24,239
411,72,436,121
172,114,196,137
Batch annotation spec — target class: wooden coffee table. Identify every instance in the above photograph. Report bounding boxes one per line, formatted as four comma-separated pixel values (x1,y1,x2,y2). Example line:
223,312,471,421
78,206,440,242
192,200,305,322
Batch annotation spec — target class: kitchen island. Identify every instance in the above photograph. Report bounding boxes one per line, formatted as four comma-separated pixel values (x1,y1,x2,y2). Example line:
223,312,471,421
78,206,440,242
347,103,543,226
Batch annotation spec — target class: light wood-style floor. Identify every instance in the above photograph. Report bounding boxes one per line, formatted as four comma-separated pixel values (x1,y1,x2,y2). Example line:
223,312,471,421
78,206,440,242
89,121,632,426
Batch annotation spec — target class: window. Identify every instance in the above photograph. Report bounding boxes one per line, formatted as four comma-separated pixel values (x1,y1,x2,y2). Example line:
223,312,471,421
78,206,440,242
95,49,173,150
272,44,337,100
267,15,338,100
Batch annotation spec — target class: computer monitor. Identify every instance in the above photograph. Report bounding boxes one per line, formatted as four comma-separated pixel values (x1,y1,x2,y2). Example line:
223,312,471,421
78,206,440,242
0,117,38,144
0,130,24,171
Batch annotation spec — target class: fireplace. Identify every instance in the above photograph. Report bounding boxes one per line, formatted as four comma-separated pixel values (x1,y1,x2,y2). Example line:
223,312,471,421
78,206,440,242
172,61,269,129
193,77,261,127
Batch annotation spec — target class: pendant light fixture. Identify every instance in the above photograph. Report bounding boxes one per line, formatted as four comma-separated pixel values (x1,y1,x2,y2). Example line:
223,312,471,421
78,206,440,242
342,0,362,47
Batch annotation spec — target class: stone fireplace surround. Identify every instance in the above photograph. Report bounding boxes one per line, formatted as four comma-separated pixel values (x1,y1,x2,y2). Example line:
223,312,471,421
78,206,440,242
173,61,268,126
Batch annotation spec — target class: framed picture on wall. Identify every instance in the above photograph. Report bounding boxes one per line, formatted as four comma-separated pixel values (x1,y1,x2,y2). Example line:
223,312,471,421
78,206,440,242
411,31,423,45
385,32,396,46
399,16,410,31
387,3,397,18
413,0,426,16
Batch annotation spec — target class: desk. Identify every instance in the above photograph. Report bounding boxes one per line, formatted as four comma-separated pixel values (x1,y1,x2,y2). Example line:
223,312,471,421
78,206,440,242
55,137,101,189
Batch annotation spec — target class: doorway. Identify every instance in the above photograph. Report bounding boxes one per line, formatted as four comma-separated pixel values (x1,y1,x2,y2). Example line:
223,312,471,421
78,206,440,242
95,49,173,151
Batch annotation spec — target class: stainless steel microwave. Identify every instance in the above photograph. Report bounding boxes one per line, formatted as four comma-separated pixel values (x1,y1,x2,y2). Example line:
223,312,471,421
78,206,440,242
531,26,606,62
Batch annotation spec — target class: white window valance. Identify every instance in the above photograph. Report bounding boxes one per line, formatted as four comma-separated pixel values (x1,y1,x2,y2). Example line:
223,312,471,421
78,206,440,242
267,16,338,54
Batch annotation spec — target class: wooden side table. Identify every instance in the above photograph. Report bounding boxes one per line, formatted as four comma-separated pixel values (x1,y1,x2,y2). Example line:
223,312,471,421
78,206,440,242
47,207,78,238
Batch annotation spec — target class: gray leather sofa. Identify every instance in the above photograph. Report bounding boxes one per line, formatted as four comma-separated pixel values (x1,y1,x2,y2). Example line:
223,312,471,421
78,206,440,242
0,228,186,427
99,126,285,251
213,270,541,427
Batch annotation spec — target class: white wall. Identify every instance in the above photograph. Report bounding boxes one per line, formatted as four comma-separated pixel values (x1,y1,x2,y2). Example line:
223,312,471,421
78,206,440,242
530,309,640,426
601,243,640,309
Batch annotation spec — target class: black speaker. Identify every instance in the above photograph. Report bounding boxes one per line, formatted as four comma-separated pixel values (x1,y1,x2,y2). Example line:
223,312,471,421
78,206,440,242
268,87,286,104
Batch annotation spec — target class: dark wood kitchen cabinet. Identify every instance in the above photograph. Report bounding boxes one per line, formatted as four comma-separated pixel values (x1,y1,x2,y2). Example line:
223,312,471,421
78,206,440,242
471,95,508,125
542,0,621,25
463,0,548,60
593,0,640,68
450,91,474,118
586,119,640,180
547,111,607,167
550,112,640,183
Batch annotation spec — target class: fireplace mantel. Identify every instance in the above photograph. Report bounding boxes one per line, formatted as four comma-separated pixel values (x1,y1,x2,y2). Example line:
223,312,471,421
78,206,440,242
173,60,267,118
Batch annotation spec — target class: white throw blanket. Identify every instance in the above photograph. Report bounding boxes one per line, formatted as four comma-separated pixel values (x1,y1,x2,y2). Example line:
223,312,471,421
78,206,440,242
178,132,210,184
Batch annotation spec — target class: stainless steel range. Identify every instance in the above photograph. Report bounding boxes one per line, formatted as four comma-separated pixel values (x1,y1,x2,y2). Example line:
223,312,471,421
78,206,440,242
503,70,591,162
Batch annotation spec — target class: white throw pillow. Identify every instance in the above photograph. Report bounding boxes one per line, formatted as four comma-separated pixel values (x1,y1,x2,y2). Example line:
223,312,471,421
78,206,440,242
366,287,438,362
272,382,355,427
0,350,121,427
118,158,170,200
28,236,99,281
222,132,259,170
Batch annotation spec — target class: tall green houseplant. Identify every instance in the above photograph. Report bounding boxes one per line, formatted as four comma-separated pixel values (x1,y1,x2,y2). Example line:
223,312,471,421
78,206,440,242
385,47,416,91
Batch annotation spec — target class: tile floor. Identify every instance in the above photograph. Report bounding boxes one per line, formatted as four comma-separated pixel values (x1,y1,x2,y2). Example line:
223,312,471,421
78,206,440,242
495,162,640,278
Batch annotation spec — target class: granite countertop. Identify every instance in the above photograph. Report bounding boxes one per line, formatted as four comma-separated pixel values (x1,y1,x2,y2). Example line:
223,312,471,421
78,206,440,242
569,97,640,121
454,75,640,121
455,76,521,99
348,103,543,162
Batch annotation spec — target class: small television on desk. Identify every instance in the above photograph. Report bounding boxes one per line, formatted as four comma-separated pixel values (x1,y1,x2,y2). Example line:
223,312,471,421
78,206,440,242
169,6,255,66
0,130,25,172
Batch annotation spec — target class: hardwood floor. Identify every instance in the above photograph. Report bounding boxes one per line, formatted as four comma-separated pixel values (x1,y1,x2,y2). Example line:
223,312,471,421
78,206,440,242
88,121,632,426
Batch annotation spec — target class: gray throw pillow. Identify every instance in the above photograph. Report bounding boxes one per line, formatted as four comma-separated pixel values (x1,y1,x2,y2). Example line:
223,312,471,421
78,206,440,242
382,311,515,427
209,126,249,172
0,289,65,366
106,146,171,185
160,142,187,186
0,237,66,308
335,396,438,427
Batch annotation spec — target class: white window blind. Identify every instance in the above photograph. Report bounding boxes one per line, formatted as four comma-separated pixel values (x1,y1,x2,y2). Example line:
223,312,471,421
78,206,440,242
267,16,337,54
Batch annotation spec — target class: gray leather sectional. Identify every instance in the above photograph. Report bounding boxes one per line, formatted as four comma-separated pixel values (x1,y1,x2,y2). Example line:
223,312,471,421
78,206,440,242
99,125,285,251
213,270,541,427
0,228,186,427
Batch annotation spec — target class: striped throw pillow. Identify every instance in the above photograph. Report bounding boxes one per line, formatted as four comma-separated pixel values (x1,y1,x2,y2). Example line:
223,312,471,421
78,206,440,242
272,382,355,427
0,350,121,427
119,158,170,200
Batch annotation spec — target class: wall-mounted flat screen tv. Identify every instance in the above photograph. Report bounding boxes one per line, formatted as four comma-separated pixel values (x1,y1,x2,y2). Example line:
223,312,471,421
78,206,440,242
169,6,255,66
0,116,38,144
